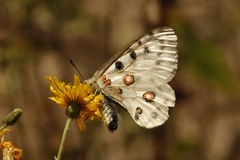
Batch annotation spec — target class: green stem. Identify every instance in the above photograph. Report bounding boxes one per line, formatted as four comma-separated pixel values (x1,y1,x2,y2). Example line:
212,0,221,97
0,124,7,132
55,117,73,160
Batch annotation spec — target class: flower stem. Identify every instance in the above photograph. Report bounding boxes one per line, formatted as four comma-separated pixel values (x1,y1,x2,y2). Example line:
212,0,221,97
55,117,73,160
0,124,7,132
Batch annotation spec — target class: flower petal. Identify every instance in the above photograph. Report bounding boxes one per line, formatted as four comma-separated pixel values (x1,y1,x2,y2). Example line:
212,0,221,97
46,75,104,131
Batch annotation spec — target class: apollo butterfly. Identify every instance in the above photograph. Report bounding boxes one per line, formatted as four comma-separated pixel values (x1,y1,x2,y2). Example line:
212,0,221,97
85,27,178,131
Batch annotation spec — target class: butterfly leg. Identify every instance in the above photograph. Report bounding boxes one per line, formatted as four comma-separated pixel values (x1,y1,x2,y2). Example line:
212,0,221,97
102,97,118,132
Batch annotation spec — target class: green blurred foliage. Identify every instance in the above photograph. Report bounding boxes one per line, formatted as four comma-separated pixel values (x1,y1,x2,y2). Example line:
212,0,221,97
181,27,240,93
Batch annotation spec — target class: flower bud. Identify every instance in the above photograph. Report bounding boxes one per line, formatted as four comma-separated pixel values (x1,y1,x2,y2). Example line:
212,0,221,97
3,108,22,126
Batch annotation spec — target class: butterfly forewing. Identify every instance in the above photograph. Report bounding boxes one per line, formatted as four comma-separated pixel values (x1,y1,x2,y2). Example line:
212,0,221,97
87,27,178,129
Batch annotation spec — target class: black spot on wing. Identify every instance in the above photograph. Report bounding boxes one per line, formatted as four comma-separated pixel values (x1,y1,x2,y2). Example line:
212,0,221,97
138,40,142,45
151,112,158,119
144,47,150,53
155,60,161,65
148,30,154,36
130,51,137,59
115,61,124,70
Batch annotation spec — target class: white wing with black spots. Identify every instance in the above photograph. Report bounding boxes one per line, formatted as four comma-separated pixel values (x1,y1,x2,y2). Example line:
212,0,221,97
86,27,178,130
94,27,177,82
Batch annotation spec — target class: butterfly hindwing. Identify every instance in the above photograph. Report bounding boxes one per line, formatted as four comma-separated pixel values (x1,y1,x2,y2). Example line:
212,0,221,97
100,74,175,128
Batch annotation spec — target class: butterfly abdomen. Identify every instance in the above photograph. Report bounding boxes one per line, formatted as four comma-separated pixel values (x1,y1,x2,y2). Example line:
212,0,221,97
102,98,118,132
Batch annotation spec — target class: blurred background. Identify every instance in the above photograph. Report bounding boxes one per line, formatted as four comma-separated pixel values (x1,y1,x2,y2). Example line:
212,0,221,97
0,0,240,159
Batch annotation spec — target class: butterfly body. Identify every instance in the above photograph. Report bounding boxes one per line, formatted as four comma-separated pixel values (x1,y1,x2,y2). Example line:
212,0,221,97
86,27,178,131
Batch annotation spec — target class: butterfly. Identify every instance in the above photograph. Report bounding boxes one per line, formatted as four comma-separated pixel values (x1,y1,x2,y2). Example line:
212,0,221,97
85,27,178,131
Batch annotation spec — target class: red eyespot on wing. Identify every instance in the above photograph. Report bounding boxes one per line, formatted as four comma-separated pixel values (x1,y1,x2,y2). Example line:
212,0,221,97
123,74,135,85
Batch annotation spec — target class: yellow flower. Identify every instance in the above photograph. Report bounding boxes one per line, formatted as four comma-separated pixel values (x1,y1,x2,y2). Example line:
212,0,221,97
46,74,103,130
0,137,22,160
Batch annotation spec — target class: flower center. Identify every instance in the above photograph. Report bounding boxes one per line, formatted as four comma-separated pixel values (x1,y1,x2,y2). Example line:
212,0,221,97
65,102,83,119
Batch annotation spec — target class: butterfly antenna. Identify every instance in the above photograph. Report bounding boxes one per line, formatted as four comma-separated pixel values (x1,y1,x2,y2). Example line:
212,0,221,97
69,59,84,81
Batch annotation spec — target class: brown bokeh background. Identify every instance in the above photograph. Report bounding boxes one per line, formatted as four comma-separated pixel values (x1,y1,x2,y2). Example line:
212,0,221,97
0,0,240,159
